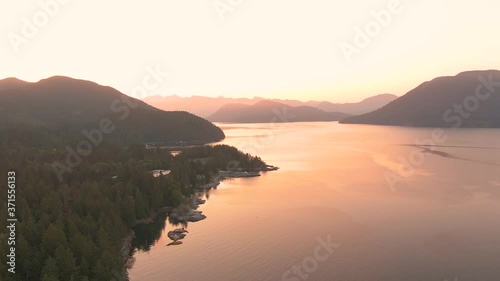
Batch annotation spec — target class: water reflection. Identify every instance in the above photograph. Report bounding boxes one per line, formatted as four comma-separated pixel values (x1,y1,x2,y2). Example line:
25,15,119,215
132,213,195,252
132,213,167,252
166,241,183,247
129,122,500,281
166,217,189,228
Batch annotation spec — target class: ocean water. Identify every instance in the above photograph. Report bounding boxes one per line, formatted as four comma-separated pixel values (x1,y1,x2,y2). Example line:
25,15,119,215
129,122,500,281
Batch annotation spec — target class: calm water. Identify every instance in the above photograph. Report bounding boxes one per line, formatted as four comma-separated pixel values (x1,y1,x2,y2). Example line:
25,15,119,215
129,122,500,281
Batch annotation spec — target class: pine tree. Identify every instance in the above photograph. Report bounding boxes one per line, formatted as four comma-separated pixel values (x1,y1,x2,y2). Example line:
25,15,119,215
40,256,59,281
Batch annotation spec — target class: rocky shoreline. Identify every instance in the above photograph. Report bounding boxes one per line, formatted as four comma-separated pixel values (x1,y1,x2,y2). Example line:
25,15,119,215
169,196,207,223
122,231,136,269
166,167,280,240
199,166,278,190
123,166,279,266
121,206,172,268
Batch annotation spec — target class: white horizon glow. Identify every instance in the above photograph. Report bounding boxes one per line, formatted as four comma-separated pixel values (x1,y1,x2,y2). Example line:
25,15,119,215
1,0,499,102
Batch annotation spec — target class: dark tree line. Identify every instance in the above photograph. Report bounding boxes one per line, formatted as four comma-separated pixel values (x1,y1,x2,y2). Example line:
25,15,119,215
0,143,265,281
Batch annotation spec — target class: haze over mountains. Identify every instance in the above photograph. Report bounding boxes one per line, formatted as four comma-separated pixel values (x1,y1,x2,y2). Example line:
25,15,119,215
1,69,498,147
0,76,225,147
316,94,397,115
143,94,398,118
341,70,500,128
143,95,264,119
207,100,352,123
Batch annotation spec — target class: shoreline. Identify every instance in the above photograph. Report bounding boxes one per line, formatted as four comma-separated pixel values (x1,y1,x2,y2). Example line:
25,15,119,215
121,206,173,269
123,166,279,270
199,166,278,190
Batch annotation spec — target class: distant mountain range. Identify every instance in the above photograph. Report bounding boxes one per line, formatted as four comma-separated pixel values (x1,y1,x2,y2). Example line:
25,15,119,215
316,94,398,115
143,95,264,119
4,69,494,142
143,94,398,118
207,100,352,123
0,76,225,147
341,70,500,128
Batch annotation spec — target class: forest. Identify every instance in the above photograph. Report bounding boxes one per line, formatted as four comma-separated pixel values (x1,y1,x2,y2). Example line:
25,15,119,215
0,76,225,148
0,143,266,281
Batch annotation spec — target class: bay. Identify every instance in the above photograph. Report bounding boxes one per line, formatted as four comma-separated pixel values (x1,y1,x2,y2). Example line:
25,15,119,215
129,122,500,281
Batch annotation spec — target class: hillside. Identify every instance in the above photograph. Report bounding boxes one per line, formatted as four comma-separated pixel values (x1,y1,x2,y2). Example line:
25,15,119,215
0,77,30,91
207,100,352,123
340,70,500,128
316,94,398,115
0,76,225,147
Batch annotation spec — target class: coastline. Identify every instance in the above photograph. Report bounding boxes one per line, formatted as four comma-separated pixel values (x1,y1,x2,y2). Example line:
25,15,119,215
121,206,173,269
123,166,279,270
198,166,278,190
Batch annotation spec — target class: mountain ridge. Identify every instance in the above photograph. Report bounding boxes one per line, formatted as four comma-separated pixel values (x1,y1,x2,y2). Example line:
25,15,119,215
0,76,225,147
340,70,500,128
316,93,397,115
207,100,352,123
143,93,397,117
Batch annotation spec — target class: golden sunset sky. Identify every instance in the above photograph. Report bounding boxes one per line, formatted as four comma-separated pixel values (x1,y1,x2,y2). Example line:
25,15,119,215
1,0,499,102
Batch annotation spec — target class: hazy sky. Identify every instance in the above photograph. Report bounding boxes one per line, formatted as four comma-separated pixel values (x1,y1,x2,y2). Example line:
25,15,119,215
1,0,499,102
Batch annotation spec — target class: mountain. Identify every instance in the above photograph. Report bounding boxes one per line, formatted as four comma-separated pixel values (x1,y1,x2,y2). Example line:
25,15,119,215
207,100,352,123
0,77,30,91
0,76,225,147
269,99,321,108
143,95,394,118
340,70,500,128
316,94,398,115
143,95,265,118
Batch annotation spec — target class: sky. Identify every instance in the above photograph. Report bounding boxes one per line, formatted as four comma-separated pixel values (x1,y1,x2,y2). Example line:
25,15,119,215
1,0,500,103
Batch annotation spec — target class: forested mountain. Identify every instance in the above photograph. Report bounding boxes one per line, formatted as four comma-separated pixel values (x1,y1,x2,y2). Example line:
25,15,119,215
207,100,352,123
0,76,268,281
0,76,224,147
0,144,267,281
340,70,500,127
